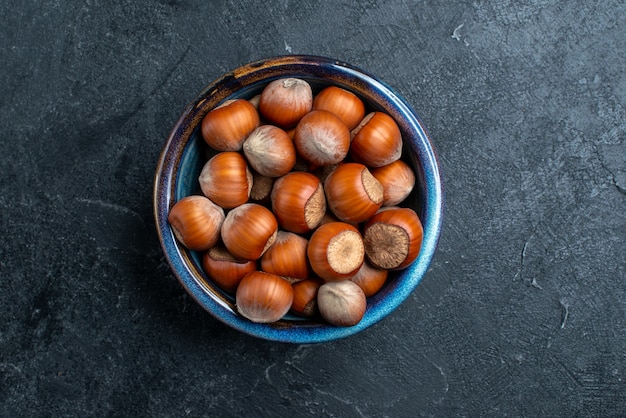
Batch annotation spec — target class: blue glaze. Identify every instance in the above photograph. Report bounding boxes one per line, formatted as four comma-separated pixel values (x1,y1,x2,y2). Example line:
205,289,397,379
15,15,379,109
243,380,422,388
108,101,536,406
153,55,444,343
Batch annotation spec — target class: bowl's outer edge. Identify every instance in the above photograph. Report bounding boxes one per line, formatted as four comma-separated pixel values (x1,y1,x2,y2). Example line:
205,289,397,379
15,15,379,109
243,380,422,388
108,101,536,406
153,55,444,343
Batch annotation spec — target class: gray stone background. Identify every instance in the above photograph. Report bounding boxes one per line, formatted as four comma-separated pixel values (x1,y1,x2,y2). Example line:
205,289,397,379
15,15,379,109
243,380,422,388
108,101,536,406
1,0,624,416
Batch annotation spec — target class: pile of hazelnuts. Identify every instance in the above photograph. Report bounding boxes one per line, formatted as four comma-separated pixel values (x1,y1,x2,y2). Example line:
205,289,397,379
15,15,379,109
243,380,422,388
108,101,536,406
168,77,423,327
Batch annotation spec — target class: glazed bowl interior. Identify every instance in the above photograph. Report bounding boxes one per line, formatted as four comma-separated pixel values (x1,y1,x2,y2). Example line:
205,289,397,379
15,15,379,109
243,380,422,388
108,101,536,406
154,55,443,343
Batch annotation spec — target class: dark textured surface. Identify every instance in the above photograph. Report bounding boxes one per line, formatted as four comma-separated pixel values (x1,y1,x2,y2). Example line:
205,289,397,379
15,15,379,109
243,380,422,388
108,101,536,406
1,1,624,416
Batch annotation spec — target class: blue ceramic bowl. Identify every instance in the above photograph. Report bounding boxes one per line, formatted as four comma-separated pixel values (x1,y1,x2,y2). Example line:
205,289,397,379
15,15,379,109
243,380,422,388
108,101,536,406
153,55,443,343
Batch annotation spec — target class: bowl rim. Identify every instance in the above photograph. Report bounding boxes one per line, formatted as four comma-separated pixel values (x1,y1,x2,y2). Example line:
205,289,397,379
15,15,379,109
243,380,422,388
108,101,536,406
153,54,444,343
